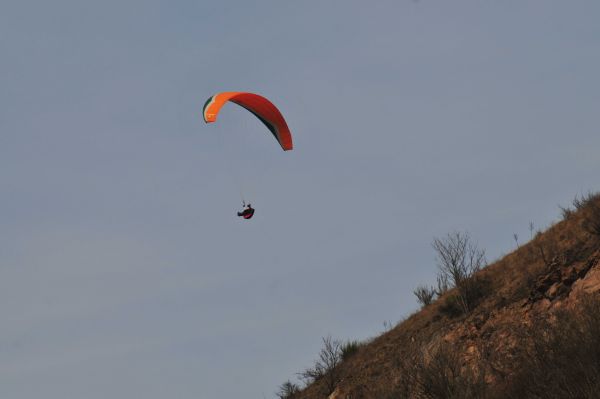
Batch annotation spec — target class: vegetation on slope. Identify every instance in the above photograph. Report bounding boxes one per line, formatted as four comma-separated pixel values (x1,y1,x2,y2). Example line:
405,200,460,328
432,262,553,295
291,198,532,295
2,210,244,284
277,192,600,399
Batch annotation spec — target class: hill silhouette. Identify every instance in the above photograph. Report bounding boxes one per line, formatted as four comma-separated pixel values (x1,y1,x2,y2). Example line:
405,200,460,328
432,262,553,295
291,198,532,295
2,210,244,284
278,192,600,399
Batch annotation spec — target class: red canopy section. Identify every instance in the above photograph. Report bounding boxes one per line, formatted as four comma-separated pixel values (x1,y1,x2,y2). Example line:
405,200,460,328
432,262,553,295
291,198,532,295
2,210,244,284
203,92,293,151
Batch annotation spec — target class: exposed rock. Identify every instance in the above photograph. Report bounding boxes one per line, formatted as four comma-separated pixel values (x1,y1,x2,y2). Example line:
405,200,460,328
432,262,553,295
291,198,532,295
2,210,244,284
546,282,561,298
327,387,341,399
570,262,600,299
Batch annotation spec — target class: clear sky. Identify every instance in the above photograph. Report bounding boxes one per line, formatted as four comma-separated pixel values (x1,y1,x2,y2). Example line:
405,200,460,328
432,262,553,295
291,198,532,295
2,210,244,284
1,1,599,398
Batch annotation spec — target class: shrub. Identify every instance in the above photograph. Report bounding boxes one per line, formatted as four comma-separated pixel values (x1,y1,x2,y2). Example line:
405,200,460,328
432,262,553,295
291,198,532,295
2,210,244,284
276,380,300,399
341,340,361,360
436,274,450,296
533,230,560,268
414,285,436,307
387,340,489,399
559,204,574,220
433,232,487,315
506,294,600,398
560,192,600,234
579,192,600,236
418,343,488,399
298,336,343,395
571,191,599,210
439,294,464,318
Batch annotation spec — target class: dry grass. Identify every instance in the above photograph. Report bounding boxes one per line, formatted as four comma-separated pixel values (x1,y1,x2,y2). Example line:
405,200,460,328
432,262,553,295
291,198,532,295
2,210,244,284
506,294,600,399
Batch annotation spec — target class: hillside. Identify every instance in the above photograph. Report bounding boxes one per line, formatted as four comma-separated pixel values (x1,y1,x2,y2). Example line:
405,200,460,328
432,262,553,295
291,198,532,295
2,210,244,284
282,193,600,399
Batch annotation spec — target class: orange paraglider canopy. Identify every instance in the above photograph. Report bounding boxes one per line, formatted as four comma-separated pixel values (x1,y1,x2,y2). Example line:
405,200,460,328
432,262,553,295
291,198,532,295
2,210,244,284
203,92,293,151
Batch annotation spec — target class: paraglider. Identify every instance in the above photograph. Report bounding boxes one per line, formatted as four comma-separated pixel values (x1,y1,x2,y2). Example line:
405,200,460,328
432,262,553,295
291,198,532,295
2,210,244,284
237,203,255,219
203,92,293,220
203,92,293,151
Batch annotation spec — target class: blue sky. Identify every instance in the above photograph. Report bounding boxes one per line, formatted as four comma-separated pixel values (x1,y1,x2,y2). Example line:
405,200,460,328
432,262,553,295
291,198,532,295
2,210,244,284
1,1,600,397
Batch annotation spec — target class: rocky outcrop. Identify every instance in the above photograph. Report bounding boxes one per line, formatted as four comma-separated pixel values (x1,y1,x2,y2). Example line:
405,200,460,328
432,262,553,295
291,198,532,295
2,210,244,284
528,252,599,304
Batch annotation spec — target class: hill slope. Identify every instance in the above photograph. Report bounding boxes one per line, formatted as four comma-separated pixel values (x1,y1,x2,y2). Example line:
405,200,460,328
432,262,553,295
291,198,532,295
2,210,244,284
287,194,600,399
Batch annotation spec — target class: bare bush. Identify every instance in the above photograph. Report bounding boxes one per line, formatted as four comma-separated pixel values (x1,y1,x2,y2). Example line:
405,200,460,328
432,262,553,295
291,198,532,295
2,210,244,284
579,192,600,236
534,233,561,268
433,232,487,315
298,336,343,395
560,192,600,233
414,285,436,307
572,191,598,210
436,274,450,296
559,204,574,220
276,380,300,399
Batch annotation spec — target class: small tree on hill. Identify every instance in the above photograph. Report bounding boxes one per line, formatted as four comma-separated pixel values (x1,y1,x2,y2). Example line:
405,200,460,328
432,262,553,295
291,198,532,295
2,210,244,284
433,231,487,315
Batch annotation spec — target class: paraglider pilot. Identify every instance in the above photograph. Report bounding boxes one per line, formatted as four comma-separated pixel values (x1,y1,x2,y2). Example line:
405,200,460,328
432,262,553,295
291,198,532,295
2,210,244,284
237,203,255,220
